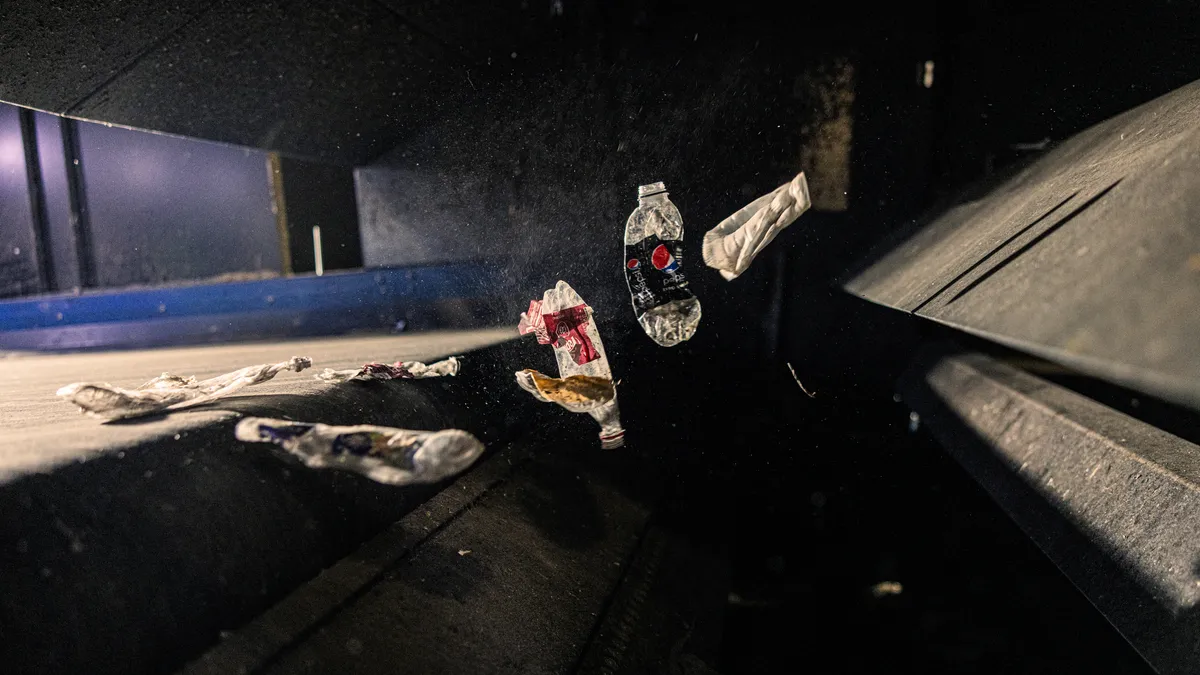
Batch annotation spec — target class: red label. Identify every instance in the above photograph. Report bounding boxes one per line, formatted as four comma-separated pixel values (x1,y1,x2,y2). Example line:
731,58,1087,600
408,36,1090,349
364,362,413,379
541,304,599,365
518,299,552,344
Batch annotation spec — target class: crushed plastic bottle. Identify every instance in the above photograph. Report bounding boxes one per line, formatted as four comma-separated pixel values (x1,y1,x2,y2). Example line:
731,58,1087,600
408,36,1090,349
57,357,312,421
235,417,484,485
624,182,702,347
517,280,626,448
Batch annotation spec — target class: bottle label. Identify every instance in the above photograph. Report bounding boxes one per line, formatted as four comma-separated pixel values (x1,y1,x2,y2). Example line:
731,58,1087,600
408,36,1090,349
542,304,599,365
624,235,692,315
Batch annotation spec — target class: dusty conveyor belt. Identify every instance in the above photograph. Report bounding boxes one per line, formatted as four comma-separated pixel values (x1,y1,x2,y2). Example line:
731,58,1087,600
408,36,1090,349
0,318,732,675
0,328,513,480
0,328,594,675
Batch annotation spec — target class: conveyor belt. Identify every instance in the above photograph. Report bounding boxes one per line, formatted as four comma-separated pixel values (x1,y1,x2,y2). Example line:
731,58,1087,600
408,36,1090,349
0,329,538,675
0,328,513,480
0,325,726,675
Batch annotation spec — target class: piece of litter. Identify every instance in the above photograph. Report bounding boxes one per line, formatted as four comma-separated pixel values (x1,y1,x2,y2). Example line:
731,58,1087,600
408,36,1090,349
871,581,903,597
786,362,816,398
458,549,472,556
703,171,811,280
517,281,625,448
624,182,702,346
515,370,615,411
235,417,484,486
317,356,460,383
908,411,921,432
57,356,312,421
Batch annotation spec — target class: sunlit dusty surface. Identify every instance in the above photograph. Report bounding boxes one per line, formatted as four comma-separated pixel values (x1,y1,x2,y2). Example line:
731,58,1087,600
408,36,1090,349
0,328,515,482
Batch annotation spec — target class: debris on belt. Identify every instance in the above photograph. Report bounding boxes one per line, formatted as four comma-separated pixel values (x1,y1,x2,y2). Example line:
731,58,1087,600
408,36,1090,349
235,417,484,485
316,356,460,383
57,356,312,421
703,171,811,280
624,181,702,346
517,280,625,448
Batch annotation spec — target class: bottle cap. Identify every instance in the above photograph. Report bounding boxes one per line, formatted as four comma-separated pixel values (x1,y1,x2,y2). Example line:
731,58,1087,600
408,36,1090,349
637,182,667,198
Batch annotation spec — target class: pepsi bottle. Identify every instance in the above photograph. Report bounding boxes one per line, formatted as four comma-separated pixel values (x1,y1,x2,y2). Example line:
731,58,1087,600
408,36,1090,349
623,182,702,346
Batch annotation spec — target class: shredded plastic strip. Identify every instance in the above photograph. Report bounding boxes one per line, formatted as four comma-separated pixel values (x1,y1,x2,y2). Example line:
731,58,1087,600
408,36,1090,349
316,356,460,383
56,356,312,421
235,416,484,485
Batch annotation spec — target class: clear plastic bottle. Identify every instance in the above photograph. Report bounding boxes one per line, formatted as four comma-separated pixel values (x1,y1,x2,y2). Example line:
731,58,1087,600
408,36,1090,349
516,280,625,448
623,182,702,347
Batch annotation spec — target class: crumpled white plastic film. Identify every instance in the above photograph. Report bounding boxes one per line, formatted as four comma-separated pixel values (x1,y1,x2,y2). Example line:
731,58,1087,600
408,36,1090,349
702,171,811,281
516,281,626,448
316,356,460,383
57,356,312,421
235,417,484,485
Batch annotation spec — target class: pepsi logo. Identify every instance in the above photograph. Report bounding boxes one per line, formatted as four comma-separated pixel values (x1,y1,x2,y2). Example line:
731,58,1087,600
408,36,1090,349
651,244,680,273
627,258,639,269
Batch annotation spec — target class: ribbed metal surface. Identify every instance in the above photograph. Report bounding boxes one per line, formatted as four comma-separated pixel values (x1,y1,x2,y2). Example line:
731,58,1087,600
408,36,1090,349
847,79,1200,410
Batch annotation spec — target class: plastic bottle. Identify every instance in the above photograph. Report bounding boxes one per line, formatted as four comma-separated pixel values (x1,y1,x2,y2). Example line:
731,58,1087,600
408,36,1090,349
623,182,702,347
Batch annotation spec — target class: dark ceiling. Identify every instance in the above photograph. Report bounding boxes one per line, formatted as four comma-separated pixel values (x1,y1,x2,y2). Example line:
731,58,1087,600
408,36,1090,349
0,0,551,164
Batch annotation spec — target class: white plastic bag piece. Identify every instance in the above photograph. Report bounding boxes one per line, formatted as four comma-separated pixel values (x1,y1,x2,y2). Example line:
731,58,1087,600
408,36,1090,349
316,356,460,383
516,281,626,448
702,171,811,280
235,417,484,485
57,357,312,421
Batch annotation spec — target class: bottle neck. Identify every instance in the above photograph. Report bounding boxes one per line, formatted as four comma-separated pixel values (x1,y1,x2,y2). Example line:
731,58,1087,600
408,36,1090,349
638,192,669,206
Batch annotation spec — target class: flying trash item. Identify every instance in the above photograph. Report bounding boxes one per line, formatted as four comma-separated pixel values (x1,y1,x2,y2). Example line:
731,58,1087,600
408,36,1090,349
235,417,484,485
624,182,702,347
316,356,460,383
703,171,811,281
517,281,626,448
57,357,312,421
515,369,615,410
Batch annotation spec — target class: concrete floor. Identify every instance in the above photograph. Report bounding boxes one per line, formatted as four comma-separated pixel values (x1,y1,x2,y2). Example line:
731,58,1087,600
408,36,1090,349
0,328,515,482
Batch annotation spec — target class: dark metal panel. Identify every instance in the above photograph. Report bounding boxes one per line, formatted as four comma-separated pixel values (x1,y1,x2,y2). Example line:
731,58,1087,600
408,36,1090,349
74,119,282,288
899,344,1200,675
33,112,82,291
356,166,512,268
846,79,1200,410
61,118,98,288
277,157,361,273
0,104,40,297
0,0,212,113
16,107,53,292
69,0,456,164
